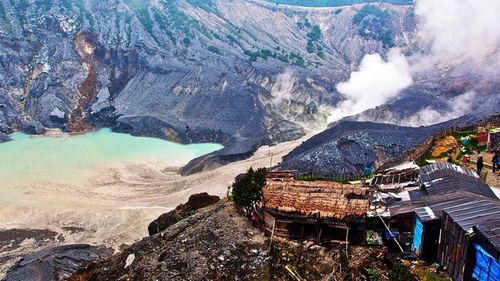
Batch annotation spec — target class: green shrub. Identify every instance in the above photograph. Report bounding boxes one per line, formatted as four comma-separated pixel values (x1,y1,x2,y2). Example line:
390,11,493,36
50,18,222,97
207,45,221,54
289,52,305,67
277,54,289,62
353,5,394,48
307,25,322,41
389,261,417,281
231,168,267,216
367,268,381,281
306,41,315,53
419,271,449,281
304,18,311,28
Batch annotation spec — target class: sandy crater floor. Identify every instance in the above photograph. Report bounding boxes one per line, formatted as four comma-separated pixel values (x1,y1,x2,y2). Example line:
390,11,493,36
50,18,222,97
0,133,311,276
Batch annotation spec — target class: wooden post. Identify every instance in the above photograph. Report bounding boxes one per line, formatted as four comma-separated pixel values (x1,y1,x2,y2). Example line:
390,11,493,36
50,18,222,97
269,219,276,249
317,225,322,243
345,228,350,259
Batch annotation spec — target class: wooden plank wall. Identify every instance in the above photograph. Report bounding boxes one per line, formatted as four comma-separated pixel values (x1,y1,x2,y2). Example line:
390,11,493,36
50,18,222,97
438,213,471,280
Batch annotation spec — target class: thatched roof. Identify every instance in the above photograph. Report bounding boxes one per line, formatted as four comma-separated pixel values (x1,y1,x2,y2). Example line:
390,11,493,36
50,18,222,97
261,175,369,220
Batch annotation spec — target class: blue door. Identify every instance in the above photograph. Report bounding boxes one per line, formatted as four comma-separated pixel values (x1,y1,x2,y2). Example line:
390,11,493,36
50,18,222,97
472,244,500,281
412,217,424,255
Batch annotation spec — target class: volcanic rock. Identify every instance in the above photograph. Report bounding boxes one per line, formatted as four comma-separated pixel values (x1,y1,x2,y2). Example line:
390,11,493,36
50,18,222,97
4,244,112,281
148,192,220,236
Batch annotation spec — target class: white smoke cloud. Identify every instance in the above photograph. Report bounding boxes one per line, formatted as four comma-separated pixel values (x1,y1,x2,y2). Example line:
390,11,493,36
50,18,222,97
415,0,500,68
328,48,412,122
328,0,500,124
271,69,296,103
402,91,476,127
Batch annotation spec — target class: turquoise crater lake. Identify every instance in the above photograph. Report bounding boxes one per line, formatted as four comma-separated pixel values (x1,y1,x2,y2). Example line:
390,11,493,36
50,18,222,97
0,128,223,189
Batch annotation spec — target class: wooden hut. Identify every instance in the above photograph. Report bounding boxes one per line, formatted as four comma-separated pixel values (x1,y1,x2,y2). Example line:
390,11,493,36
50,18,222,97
259,172,369,244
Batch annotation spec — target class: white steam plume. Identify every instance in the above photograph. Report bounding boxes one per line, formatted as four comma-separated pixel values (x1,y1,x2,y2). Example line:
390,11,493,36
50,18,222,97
271,69,296,103
415,0,500,69
329,0,500,124
328,48,412,122
402,91,476,127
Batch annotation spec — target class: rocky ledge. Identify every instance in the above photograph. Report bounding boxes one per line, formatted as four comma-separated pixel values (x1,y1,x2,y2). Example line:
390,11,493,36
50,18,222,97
71,202,270,281
4,244,112,281
148,192,220,235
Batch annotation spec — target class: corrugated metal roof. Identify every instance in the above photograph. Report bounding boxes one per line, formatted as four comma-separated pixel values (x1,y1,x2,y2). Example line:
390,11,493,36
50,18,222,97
475,223,500,254
389,201,424,217
414,191,500,254
444,199,500,235
444,199,500,233
415,207,437,221
370,162,419,189
417,163,497,198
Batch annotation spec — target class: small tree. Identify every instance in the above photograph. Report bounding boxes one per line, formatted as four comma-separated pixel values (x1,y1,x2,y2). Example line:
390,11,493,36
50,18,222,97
231,167,267,216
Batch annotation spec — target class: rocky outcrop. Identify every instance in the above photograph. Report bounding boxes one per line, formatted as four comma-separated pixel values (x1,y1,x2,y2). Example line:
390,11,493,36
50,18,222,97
67,30,103,132
0,132,9,142
0,229,63,278
279,120,440,176
71,201,392,281
4,245,112,281
148,192,220,235
72,203,270,281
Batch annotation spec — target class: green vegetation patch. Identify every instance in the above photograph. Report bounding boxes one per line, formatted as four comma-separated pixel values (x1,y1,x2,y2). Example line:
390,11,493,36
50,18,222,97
122,0,216,47
289,52,305,67
207,45,221,54
186,0,218,14
230,168,267,217
388,261,418,281
307,25,322,41
353,5,394,48
302,20,325,58
244,48,292,63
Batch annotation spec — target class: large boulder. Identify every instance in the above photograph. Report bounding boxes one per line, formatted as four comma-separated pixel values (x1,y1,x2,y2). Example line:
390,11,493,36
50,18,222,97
148,192,220,236
0,132,10,142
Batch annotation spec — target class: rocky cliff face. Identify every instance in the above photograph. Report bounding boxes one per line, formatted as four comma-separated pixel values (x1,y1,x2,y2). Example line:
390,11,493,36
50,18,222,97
0,0,415,168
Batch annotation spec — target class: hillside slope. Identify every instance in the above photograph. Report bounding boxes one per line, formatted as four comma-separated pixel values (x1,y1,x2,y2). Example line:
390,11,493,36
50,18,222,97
279,114,500,176
0,0,415,169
